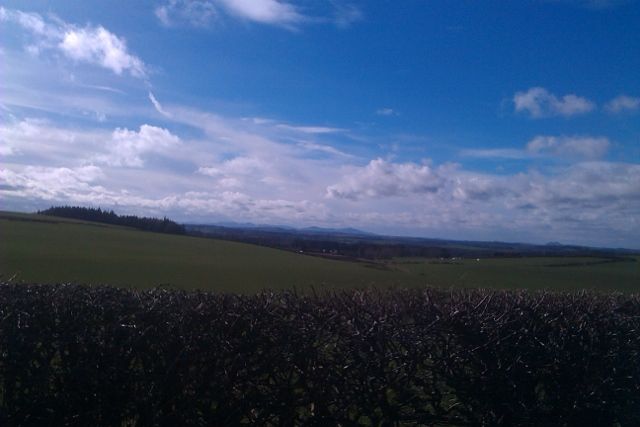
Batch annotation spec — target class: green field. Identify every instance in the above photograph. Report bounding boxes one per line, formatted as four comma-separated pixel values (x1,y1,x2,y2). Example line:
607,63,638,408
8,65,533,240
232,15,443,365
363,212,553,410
1,212,638,292
387,257,640,292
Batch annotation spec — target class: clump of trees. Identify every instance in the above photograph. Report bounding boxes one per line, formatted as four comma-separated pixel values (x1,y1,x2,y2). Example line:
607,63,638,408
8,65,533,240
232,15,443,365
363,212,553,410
0,283,638,426
38,206,186,235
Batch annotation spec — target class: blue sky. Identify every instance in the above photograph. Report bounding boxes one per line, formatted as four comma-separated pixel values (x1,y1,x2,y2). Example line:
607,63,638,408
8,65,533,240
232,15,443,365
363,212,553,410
1,0,639,248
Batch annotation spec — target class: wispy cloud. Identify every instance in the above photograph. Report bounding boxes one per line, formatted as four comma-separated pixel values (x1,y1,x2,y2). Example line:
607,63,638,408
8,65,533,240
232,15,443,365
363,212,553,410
375,108,398,116
297,141,352,158
513,87,595,118
0,7,147,78
605,95,640,113
153,0,362,30
462,136,610,161
276,124,344,134
526,135,610,159
154,0,304,29
155,0,218,27
148,92,172,117
460,148,529,159
331,2,363,28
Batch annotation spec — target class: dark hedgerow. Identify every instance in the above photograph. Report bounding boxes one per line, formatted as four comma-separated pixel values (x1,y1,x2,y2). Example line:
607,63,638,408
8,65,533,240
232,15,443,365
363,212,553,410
0,283,638,426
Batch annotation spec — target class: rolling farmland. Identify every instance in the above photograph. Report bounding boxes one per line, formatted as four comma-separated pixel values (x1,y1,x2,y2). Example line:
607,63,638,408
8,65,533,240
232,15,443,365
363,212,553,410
1,211,638,292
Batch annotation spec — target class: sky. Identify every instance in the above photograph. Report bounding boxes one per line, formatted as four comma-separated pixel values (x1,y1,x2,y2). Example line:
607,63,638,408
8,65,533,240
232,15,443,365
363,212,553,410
1,0,639,248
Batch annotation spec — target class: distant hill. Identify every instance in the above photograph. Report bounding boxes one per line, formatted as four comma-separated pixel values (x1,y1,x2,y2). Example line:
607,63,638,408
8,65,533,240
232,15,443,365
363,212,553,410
190,222,374,236
184,222,638,260
300,226,375,236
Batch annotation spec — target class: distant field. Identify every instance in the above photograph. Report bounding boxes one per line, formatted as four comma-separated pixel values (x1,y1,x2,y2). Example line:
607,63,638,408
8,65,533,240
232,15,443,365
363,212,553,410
1,211,638,292
386,256,640,292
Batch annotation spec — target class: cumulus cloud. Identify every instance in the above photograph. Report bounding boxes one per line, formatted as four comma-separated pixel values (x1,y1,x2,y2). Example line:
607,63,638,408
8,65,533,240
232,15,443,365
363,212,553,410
513,87,595,118
327,158,640,213
0,7,146,77
0,165,104,201
326,158,449,200
59,27,146,77
526,135,610,159
98,125,181,167
325,157,640,246
0,118,93,161
605,95,640,113
0,165,328,223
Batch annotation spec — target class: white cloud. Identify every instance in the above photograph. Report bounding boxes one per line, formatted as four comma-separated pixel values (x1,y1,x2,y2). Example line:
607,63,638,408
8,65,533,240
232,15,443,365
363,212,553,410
153,0,361,29
605,95,640,113
513,87,595,118
0,118,90,161
326,158,640,214
218,0,304,26
375,108,397,116
155,0,218,27
99,125,181,167
526,135,610,159
326,158,448,200
0,164,328,223
460,148,528,159
275,124,344,134
0,145,15,156
0,165,104,201
1,7,146,78
59,27,146,77
148,92,172,117
297,141,351,158
199,156,267,177
197,155,281,191
0,8,45,36
324,158,640,246
154,0,303,28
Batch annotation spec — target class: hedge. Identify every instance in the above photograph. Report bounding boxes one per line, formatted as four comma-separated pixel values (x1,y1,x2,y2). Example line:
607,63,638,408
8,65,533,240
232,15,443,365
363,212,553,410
0,283,638,426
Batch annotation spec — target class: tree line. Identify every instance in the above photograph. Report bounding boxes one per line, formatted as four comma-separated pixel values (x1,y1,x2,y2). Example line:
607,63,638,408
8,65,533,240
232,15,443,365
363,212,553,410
37,206,186,235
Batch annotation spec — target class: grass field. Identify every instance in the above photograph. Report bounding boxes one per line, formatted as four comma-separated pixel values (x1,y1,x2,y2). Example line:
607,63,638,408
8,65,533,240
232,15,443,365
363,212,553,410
387,256,640,292
1,211,638,292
